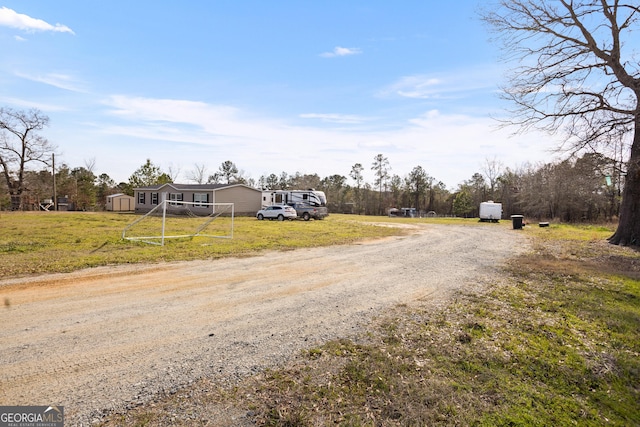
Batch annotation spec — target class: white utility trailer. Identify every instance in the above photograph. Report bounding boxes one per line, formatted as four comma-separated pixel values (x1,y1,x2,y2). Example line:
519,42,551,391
479,201,502,222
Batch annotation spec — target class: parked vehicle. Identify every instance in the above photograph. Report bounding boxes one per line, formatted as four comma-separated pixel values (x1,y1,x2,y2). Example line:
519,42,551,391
479,201,502,222
262,189,327,209
289,202,328,221
261,189,329,221
389,207,417,218
256,205,297,221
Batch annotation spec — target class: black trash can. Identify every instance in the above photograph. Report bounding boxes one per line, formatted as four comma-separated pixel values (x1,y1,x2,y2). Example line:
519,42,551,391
511,215,524,230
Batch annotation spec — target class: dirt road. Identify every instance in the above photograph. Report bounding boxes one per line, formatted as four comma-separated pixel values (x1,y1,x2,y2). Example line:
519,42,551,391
0,224,526,425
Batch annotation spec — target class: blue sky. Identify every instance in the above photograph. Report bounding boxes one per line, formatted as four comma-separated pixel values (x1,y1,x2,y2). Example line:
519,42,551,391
0,1,562,188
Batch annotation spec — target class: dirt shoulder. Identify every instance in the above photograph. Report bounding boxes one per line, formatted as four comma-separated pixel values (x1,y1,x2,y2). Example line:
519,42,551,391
0,223,527,425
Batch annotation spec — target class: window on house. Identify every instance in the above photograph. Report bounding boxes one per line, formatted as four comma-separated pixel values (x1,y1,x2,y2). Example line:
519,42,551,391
151,193,158,205
169,193,183,206
193,193,208,207
138,192,145,204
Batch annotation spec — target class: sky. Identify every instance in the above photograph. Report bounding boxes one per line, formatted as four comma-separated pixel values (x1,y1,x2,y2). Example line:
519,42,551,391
0,1,565,189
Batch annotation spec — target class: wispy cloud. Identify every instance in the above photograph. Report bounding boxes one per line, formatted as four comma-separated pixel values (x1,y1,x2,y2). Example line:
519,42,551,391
103,95,298,147
299,113,371,124
15,71,85,92
320,46,362,58
106,96,242,133
381,66,500,100
388,75,444,99
2,96,70,111
0,6,75,34
92,94,560,188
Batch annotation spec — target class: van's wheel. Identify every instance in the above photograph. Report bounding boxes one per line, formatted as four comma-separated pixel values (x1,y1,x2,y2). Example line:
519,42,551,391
277,214,284,221
257,214,264,220
302,212,311,221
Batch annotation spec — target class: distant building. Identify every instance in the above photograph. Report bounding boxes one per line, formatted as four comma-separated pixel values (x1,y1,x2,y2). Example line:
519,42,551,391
133,183,262,216
106,193,135,211
56,195,74,211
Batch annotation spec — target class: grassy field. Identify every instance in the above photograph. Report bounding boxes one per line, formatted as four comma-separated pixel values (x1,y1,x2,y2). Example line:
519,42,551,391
99,221,639,426
2,212,638,425
0,211,412,278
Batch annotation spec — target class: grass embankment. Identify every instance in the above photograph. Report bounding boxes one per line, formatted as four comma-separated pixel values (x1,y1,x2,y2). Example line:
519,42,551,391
102,223,639,426
0,212,408,278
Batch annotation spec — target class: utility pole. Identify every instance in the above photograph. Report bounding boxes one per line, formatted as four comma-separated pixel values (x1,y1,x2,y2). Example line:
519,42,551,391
52,153,57,211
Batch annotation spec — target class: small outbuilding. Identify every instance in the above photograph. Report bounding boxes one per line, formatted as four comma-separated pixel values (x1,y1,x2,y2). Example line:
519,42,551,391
106,193,135,211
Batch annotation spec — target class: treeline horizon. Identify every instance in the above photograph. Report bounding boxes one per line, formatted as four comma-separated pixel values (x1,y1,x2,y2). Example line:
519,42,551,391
0,152,623,222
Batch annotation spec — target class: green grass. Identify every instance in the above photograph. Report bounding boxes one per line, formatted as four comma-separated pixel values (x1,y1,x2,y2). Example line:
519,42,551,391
0,212,413,278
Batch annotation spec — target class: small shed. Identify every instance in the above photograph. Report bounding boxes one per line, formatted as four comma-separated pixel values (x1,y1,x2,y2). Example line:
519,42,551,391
106,193,135,211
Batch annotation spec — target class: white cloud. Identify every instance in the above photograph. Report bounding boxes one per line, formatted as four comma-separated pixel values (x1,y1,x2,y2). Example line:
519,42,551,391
389,76,444,99
105,96,249,138
106,96,234,123
299,113,371,124
1,96,69,111
15,71,85,92
381,66,501,100
14,35,27,42
320,46,362,58
94,94,560,188
0,7,75,34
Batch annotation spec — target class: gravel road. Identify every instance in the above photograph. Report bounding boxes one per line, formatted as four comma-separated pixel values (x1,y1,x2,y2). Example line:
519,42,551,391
0,223,527,425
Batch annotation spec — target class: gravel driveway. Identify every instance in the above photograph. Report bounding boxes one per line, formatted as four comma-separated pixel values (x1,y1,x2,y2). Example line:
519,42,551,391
0,223,527,425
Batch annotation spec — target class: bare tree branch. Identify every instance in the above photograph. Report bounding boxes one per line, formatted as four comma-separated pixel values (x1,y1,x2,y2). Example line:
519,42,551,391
483,0,640,245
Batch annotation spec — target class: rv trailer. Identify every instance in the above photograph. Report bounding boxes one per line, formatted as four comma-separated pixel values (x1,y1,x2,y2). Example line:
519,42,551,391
262,189,327,207
261,189,329,220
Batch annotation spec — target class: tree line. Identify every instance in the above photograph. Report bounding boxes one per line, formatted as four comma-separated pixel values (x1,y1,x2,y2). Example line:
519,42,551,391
2,0,638,243
0,112,622,222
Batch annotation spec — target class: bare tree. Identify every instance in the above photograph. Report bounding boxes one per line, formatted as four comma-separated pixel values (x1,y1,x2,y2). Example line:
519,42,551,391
482,1,640,245
84,157,96,173
186,163,208,184
482,157,504,200
165,163,181,183
0,108,55,210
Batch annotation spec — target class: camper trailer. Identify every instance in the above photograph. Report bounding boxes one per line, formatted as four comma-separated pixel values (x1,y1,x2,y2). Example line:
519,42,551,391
261,189,329,220
262,189,327,208
479,201,502,222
